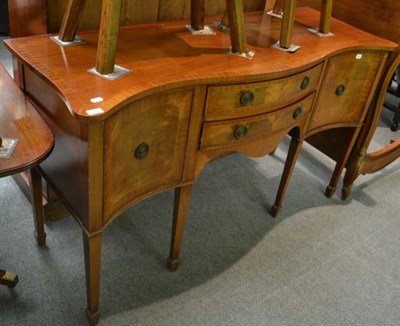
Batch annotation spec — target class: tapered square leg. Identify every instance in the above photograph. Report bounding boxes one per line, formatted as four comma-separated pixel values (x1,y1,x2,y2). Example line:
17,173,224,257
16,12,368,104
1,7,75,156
272,136,303,217
168,185,193,271
83,231,103,325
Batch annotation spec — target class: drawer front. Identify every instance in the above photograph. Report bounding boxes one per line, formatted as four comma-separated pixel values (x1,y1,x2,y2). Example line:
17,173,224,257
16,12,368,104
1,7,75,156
104,90,192,220
200,93,315,150
204,63,322,121
309,51,384,131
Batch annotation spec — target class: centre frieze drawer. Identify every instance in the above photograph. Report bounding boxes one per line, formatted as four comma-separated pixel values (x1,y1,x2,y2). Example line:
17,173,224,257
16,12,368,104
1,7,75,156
204,63,322,121
200,93,315,150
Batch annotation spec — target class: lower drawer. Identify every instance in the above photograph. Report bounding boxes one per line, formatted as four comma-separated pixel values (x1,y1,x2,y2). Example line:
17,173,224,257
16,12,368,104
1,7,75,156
200,93,315,150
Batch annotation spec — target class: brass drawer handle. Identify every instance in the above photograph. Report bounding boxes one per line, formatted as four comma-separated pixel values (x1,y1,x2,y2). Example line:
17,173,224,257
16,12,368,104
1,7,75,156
336,84,346,96
134,143,149,159
234,125,248,140
240,90,254,106
293,106,302,120
301,76,310,90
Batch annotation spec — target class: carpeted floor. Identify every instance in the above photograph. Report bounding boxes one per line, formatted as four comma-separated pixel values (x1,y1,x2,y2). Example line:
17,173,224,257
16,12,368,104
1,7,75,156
1,35,399,325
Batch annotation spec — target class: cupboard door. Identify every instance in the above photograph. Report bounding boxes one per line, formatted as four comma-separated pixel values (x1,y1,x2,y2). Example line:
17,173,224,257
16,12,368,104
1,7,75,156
104,89,192,221
309,51,384,131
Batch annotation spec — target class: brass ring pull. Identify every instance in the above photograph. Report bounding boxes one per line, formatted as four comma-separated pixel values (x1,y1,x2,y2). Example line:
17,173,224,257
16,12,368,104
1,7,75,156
240,91,255,106
301,76,310,90
134,143,149,159
336,84,346,96
234,125,248,140
293,107,302,120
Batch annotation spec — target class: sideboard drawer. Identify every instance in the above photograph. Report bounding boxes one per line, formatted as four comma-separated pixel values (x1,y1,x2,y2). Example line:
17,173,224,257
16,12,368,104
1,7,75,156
103,90,192,220
204,63,322,121
200,93,315,150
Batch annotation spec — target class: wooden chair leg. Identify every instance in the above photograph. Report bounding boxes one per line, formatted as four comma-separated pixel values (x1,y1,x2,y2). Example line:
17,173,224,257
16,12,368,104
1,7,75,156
190,0,205,30
95,0,123,75
271,136,303,217
219,10,229,29
58,0,87,42
226,0,248,55
273,0,284,14
168,184,193,271
29,167,46,246
279,0,297,49
319,0,333,34
83,231,103,326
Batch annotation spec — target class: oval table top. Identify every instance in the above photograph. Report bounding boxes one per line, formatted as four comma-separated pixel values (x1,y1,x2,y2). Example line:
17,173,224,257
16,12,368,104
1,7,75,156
0,63,54,177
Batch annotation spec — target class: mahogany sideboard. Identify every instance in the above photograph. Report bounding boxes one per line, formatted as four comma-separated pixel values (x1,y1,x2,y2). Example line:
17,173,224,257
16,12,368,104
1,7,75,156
4,7,397,325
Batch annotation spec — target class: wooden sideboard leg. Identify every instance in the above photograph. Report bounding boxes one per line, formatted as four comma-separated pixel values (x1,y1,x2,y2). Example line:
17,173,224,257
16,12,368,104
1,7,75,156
28,167,46,246
95,0,123,75
325,158,348,198
168,184,193,271
58,0,87,42
319,0,333,34
279,0,297,49
226,0,248,55
190,0,205,30
271,136,303,217
83,231,103,326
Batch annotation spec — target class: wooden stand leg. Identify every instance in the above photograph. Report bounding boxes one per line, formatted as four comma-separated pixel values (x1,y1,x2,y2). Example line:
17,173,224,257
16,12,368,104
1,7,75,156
279,0,297,49
271,136,303,217
58,0,87,42
83,231,103,326
226,0,248,55
0,269,19,288
95,0,123,75
319,0,333,34
28,167,46,246
190,0,205,30
168,185,193,271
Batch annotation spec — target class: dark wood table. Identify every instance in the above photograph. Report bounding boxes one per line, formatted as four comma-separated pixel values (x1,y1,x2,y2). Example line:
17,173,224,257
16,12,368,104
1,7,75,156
0,63,54,287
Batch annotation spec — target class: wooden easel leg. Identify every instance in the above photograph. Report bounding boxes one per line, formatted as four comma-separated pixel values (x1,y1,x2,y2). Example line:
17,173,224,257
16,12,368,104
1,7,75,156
279,0,297,49
319,0,333,34
190,0,205,30
58,0,87,42
271,136,303,217
168,184,193,271
28,167,46,246
95,0,123,75
226,0,248,55
83,231,103,326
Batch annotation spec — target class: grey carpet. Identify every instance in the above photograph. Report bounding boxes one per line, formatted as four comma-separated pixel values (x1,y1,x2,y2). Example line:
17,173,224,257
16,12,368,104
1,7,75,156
1,37,399,325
